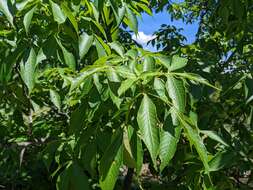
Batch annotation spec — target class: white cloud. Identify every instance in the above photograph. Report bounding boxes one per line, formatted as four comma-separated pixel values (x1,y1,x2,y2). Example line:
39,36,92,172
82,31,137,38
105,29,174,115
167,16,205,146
132,31,156,44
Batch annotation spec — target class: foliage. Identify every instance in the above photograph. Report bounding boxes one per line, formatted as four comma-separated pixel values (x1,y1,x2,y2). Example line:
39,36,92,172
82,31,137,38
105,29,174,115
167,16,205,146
0,0,253,190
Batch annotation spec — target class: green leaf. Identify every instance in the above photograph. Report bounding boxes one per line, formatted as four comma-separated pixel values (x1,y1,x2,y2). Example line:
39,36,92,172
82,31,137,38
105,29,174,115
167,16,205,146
159,116,181,171
108,41,125,57
69,102,87,134
156,55,171,69
200,130,229,147
209,151,236,172
125,6,138,34
137,94,159,166
136,3,152,15
169,55,187,71
56,162,91,190
154,77,168,102
20,48,37,94
143,55,155,72
109,89,122,109
23,6,36,34
130,130,143,175
50,0,66,24
61,2,79,33
118,78,136,96
56,162,71,190
0,0,14,26
176,111,210,173
50,89,61,110
117,6,126,25
79,32,94,59
94,35,111,55
81,141,97,178
166,76,185,125
99,129,123,190
70,163,91,190
56,38,76,70
123,128,136,168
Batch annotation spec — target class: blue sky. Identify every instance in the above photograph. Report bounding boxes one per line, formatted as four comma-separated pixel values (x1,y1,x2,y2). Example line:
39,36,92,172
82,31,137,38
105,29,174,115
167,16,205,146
134,11,199,51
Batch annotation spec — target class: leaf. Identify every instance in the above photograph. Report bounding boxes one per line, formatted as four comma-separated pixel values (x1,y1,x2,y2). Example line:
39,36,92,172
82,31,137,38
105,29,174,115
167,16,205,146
136,3,152,15
137,94,159,166
81,141,97,178
176,111,210,173
108,41,125,57
130,130,143,175
79,32,94,59
156,55,171,69
69,102,87,134
56,38,76,70
209,151,236,172
50,89,61,110
159,116,181,171
109,89,122,109
123,128,136,168
56,162,91,190
94,35,111,55
50,0,66,24
23,6,36,34
118,78,136,96
143,55,155,72
154,77,168,102
169,55,187,71
200,130,229,147
117,6,126,25
61,2,78,33
56,162,71,190
125,6,138,34
0,0,14,26
166,76,185,125
185,125,209,173
99,129,123,190
70,163,91,190
20,48,37,94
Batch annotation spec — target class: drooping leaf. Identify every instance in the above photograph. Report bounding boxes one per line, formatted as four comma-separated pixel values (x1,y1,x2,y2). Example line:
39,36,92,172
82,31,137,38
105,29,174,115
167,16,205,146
56,162,91,190
143,55,155,72
69,102,87,134
209,151,237,172
123,128,136,168
99,129,123,190
56,38,76,70
108,41,125,57
70,162,91,190
169,55,188,71
61,2,78,33
20,48,37,94
50,0,66,24
176,111,210,173
154,77,168,102
50,89,61,110
79,32,94,59
0,0,14,26
125,5,138,34
159,116,181,171
23,6,36,34
56,162,71,190
137,94,159,166
166,76,185,125
118,78,136,96
130,130,143,175
200,130,229,147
